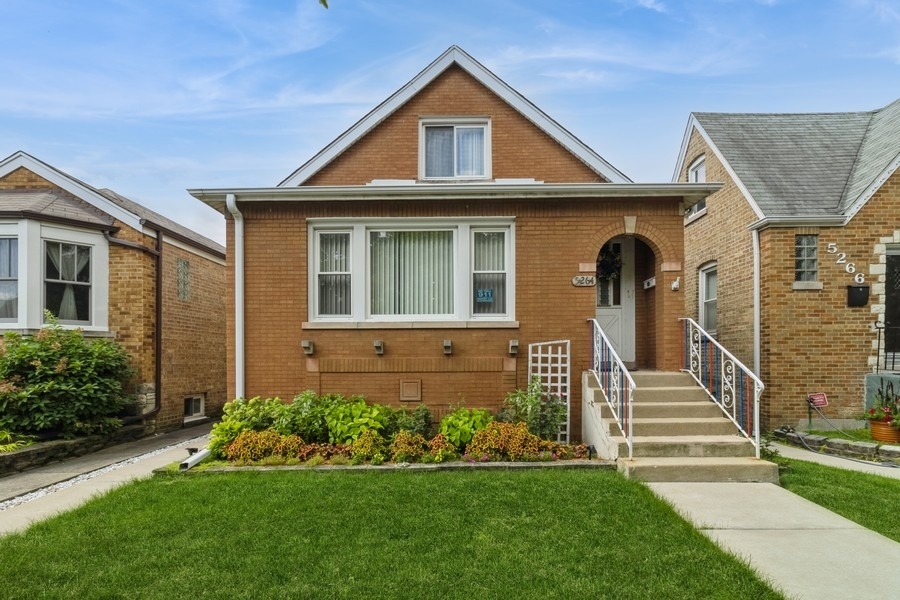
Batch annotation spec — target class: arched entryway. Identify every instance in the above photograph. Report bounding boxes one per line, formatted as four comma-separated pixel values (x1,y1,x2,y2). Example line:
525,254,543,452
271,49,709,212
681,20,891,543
595,236,658,369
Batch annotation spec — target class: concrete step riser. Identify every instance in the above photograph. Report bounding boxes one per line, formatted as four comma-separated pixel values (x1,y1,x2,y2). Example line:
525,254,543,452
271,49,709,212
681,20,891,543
600,403,723,419
618,461,778,483
620,441,755,458
633,421,738,436
632,388,710,403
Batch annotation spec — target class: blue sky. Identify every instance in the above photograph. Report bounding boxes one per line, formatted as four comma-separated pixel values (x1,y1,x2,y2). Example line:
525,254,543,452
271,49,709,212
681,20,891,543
2,0,899,245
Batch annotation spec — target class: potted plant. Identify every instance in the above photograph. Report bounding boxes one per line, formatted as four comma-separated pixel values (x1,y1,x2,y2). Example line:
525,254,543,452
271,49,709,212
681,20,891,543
861,379,900,443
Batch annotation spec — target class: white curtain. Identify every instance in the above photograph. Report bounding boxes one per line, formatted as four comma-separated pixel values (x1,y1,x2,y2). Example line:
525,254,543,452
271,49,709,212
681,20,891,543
473,231,505,314
318,233,351,316
370,231,453,316
425,126,453,178
0,238,17,319
456,127,484,177
46,242,90,321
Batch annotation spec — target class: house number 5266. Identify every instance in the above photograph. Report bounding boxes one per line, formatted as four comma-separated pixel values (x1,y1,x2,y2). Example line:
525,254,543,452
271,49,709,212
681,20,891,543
826,243,865,284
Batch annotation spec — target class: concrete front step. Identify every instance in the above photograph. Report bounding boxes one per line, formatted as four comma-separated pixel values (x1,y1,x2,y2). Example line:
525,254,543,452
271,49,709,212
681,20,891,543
631,401,723,418
632,417,738,436
622,435,756,458
618,457,779,483
631,371,696,387
632,386,710,403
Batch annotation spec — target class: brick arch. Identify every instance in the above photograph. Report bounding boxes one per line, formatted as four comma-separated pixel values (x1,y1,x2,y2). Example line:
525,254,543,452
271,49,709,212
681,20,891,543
584,220,679,265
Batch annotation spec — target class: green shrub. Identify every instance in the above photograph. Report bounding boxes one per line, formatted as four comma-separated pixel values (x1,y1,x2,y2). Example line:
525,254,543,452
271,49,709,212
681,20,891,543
438,407,493,451
351,428,388,461
466,421,540,461
0,318,132,438
0,429,34,453
326,397,388,443
389,430,428,463
498,376,567,440
384,404,432,439
208,418,246,459
280,390,340,442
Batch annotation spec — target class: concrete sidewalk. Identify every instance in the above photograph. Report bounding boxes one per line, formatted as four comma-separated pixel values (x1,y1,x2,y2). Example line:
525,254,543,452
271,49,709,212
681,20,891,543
0,424,211,536
649,443,900,600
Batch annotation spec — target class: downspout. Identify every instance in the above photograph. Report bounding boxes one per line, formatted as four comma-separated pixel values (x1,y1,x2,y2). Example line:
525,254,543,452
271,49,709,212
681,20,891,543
103,231,163,421
225,194,245,399
752,229,761,375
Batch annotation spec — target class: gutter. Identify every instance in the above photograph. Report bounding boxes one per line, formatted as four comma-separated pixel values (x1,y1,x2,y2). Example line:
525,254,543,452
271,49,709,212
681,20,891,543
225,194,245,399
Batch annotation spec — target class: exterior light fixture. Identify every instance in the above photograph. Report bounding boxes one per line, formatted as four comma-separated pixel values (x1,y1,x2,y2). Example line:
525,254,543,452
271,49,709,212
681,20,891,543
443,339,452,355
301,340,314,355
508,339,519,356
374,339,384,355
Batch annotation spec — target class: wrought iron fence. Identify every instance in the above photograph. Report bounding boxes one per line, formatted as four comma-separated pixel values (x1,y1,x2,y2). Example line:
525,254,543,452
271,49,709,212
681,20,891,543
874,322,900,373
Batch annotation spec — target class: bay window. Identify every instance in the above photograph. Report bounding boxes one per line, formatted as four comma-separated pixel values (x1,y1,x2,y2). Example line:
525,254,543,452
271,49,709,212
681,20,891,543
311,219,514,323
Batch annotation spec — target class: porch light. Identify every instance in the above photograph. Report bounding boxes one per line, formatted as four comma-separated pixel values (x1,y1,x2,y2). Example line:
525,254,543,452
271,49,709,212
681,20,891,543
301,340,314,355
374,339,384,355
508,339,518,356
443,339,452,355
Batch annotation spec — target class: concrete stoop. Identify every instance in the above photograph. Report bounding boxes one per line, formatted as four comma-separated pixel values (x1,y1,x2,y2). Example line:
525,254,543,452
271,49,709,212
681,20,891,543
607,370,778,483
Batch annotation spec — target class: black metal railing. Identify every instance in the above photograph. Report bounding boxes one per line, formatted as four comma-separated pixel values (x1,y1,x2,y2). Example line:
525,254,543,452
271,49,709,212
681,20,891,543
874,322,900,373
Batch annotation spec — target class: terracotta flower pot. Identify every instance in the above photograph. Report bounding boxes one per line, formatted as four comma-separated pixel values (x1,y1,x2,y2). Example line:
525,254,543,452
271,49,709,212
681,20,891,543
869,420,900,444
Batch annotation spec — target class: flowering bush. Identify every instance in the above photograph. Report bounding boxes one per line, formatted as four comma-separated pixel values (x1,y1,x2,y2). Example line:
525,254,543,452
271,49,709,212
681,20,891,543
862,379,900,428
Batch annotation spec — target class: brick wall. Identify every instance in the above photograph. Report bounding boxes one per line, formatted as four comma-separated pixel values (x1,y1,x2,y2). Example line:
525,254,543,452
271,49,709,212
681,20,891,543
681,129,900,430
158,242,227,429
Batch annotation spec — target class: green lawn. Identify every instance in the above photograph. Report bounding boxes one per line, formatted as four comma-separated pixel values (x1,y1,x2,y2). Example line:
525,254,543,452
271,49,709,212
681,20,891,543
779,457,900,543
0,469,784,599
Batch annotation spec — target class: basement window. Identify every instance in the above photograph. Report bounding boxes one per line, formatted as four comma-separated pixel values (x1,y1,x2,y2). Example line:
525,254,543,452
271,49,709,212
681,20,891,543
183,395,205,420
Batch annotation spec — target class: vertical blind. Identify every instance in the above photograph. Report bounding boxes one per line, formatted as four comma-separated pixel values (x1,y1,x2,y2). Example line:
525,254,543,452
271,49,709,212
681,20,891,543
318,232,351,316
370,230,453,316
473,231,505,314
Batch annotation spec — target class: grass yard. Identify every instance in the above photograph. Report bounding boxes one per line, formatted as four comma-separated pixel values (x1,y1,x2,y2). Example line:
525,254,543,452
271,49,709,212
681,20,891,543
0,469,783,599
779,457,900,543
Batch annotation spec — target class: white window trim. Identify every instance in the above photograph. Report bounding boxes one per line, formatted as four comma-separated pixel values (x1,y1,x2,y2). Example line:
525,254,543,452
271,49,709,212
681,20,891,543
183,394,206,421
308,218,515,325
685,155,708,221
699,261,717,336
418,117,492,181
0,220,108,332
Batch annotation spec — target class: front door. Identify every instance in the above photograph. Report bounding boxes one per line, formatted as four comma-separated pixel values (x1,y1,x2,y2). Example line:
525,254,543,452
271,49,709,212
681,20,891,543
886,249,900,366
595,237,635,364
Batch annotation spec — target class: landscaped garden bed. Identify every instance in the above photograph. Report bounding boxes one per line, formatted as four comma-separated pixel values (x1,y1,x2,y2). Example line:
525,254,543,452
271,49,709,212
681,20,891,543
207,378,590,469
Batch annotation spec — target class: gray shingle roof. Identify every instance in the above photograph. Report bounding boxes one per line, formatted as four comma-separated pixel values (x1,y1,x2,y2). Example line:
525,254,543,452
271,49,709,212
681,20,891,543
0,189,116,227
96,188,225,256
694,98,900,217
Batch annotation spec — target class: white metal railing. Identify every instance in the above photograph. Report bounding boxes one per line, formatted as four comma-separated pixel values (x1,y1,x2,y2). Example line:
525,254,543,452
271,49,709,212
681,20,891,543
529,340,571,443
681,318,763,458
588,319,636,459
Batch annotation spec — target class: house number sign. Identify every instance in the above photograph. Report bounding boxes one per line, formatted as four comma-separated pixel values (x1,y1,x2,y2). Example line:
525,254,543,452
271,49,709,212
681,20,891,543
826,243,865,284
572,275,597,287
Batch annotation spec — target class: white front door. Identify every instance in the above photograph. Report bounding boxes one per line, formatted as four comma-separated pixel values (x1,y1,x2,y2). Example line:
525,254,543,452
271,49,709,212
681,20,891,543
595,237,635,364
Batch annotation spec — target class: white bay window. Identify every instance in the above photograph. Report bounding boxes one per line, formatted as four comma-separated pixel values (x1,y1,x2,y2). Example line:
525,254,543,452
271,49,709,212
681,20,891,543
311,219,514,323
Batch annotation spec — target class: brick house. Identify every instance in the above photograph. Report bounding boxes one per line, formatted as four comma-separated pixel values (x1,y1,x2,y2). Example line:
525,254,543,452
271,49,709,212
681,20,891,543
674,99,900,431
0,151,227,431
190,46,717,440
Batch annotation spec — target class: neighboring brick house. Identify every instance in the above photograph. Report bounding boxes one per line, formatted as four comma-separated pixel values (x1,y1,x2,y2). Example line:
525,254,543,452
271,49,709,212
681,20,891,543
674,99,900,430
190,46,717,440
0,151,227,431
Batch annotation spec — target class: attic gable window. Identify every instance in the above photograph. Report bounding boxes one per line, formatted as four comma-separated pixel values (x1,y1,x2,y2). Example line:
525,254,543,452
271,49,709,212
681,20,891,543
685,156,707,219
420,119,491,180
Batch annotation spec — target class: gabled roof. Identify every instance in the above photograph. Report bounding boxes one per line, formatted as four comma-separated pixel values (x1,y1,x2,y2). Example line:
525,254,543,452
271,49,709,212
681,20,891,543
278,45,631,186
673,98,900,223
0,151,224,256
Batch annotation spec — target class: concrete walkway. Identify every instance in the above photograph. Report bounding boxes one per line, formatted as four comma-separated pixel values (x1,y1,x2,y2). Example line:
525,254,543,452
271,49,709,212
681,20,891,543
649,442,900,600
0,423,211,536
2,432,900,598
